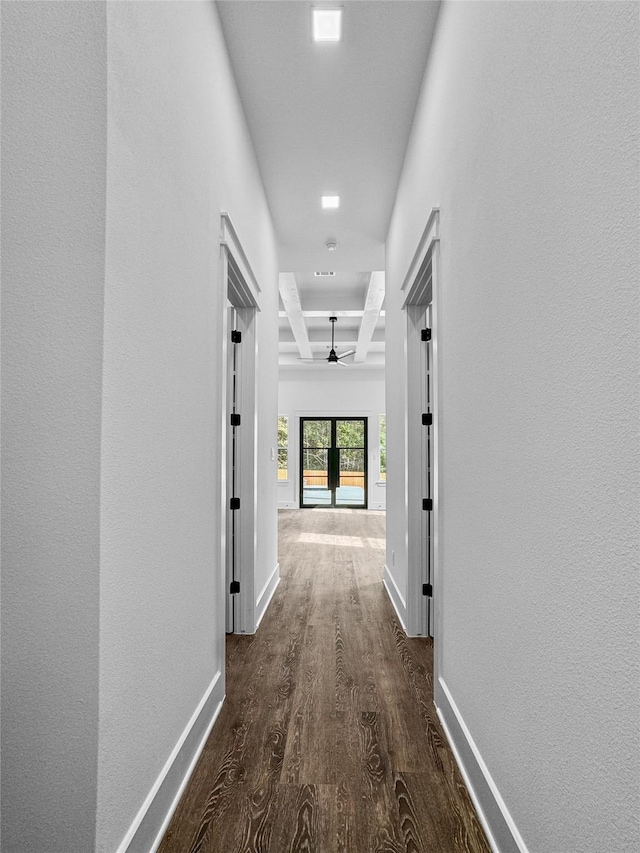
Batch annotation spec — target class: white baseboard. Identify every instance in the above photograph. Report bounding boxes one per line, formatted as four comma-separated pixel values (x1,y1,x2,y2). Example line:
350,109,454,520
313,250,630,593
383,565,408,632
278,501,298,509
255,563,280,630
117,671,225,853
434,677,529,853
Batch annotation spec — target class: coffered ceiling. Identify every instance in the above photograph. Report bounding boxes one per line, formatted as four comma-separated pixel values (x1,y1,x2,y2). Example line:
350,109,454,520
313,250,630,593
217,1,440,369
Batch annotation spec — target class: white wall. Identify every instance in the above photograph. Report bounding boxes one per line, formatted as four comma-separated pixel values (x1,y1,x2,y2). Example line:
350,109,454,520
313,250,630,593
99,3,278,852
278,368,386,509
1,4,106,851
1,2,279,852
386,3,639,852
254,280,280,625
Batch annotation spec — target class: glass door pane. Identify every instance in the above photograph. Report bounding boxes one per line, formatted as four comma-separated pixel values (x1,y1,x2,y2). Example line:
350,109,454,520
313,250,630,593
301,419,331,506
336,419,366,507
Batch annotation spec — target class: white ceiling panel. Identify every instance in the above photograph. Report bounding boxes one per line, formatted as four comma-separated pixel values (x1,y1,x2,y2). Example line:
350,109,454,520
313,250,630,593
217,1,440,368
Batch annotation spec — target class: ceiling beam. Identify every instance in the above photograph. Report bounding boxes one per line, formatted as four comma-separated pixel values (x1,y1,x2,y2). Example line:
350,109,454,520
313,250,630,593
354,271,385,363
278,273,313,360
279,309,385,319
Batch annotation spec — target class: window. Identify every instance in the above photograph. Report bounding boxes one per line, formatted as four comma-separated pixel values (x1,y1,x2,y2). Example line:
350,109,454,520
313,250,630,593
277,415,288,480
379,414,386,481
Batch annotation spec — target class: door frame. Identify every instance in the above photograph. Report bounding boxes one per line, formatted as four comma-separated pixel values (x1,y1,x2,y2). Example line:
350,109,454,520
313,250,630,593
299,416,369,509
401,208,442,643
220,213,260,634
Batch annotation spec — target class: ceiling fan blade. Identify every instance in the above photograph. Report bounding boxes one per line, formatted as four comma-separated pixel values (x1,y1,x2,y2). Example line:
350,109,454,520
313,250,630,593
337,349,355,359
337,360,348,366
298,357,326,361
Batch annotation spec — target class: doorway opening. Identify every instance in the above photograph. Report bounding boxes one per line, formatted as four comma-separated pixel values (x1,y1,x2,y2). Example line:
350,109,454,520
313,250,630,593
401,206,440,639
220,214,260,634
299,417,368,508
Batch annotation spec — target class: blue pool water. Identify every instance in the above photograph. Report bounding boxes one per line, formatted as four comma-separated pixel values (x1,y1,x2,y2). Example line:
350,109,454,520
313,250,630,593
302,486,365,506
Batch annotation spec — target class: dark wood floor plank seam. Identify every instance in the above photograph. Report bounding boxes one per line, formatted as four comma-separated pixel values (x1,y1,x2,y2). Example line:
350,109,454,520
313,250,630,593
158,509,491,853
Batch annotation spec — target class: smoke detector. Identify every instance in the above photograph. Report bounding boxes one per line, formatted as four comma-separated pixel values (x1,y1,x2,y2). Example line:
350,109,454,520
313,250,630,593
325,240,339,252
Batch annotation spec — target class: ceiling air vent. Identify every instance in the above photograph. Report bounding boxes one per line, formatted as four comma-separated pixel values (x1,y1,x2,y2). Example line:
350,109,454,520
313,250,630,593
314,271,336,277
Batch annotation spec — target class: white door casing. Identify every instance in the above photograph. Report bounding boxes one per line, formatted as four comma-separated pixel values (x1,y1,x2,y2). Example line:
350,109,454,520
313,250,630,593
220,214,260,634
401,208,441,642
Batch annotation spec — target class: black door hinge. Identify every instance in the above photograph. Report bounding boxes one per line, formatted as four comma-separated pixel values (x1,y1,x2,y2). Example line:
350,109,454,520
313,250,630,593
421,328,431,342
230,580,240,594
423,583,433,597
230,497,240,510
231,330,242,344
230,413,241,426
422,412,432,426
422,498,433,511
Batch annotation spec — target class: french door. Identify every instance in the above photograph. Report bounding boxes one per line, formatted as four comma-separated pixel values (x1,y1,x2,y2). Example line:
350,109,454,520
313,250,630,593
300,418,367,509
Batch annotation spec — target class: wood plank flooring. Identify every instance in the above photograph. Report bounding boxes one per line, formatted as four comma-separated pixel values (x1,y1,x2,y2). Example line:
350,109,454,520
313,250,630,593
158,509,491,853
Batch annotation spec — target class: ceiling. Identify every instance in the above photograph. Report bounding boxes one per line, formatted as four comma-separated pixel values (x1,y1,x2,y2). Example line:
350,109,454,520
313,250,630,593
217,1,440,370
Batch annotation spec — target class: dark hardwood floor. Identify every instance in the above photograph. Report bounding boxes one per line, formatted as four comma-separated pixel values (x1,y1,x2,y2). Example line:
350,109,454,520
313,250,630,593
158,509,491,853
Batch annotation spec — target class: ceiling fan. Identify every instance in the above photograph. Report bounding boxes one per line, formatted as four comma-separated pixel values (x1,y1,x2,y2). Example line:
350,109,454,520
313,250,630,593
299,316,355,366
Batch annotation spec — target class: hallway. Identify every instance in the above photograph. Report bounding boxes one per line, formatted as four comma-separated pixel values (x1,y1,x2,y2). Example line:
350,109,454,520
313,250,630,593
158,510,490,853
2,4,637,850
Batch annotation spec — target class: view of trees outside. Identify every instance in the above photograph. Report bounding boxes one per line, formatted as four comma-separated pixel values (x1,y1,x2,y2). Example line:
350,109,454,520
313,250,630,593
302,449,328,478
278,417,374,486
302,419,365,474
338,447,365,473
302,420,329,474
336,420,365,449
277,415,288,479
379,414,386,480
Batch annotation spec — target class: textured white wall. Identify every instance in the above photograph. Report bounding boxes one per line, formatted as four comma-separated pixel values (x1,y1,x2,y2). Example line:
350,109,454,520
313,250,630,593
278,369,386,509
1,2,278,851
255,278,280,612
1,3,107,851
98,3,278,851
386,2,639,851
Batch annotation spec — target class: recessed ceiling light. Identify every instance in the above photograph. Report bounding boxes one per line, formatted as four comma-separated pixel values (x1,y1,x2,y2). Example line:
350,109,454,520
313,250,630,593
321,195,340,209
313,8,342,43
